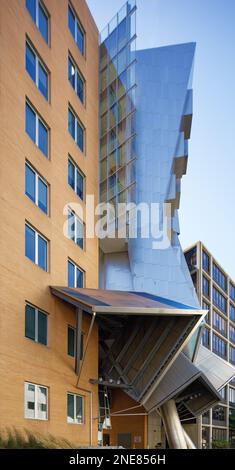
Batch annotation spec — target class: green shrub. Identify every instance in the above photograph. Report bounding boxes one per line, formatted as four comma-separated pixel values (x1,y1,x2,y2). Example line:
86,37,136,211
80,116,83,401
212,439,230,449
0,428,77,449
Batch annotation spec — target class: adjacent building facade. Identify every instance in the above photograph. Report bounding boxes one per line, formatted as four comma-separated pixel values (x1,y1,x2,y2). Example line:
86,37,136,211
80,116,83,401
0,0,100,446
185,241,235,448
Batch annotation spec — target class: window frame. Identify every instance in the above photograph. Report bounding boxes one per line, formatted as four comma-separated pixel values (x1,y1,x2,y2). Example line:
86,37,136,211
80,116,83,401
68,157,85,201
25,100,49,158
68,259,85,288
25,303,48,346
26,40,49,100
67,392,84,425
67,325,84,359
24,382,48,420
68,4,85,56
68,54,85,105
26,0,50,45
67,207,85,250
25,222,49,272
68,106,85,153
25,161,49,215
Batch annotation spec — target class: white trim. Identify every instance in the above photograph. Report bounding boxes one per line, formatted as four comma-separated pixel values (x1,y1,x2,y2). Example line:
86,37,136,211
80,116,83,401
24,382,48,421
68,157,85,200
26,162,49,214
67,392,84,425
25,222,48,271
68,259,85,288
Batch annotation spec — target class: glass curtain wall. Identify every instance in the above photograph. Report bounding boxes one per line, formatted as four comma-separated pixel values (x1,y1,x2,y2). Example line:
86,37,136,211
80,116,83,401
99,1,137,216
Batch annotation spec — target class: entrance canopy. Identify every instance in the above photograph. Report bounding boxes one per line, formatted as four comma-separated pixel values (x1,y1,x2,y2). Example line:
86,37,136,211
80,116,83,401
50,286,200,316
50,287,208,406
50,287,220,417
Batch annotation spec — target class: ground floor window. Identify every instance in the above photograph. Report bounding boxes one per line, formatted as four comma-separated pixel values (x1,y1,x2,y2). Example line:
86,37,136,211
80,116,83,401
67,392,84,424
24,382,48,420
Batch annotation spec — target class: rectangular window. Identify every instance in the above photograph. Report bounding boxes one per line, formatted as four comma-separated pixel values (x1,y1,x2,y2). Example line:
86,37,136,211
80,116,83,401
68,107,84,152
202,327,210,349
68,260,84,288
25,382,48,420
25,304,48,345
213,286,227,314
68,208,84,250
26,102,49,157
25,223,48,271
230,325,235,344
212,406,226,426
213,263,227,292
67,326,84,359
68,158,85,200
213,310,227,337
230,304,235,323
202,250,210,273
68,5,85,55
25,162,48,214
212,333,227,359
230,346,235,365
230,284,235,302
202,275,210,298
229,388,235,404
68,56,85,104
26,42,49,100
202,300,210,325
26,0,49,44
67,393,84,424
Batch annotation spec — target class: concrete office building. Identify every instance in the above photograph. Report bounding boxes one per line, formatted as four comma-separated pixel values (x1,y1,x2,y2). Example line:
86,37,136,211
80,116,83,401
185,242,235,448
0,0,233,449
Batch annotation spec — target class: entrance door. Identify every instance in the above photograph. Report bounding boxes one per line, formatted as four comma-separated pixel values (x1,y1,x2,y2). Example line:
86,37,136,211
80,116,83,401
117,433,132,448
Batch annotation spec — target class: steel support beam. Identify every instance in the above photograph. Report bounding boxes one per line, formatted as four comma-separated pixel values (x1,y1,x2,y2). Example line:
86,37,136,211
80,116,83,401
160,400,187,449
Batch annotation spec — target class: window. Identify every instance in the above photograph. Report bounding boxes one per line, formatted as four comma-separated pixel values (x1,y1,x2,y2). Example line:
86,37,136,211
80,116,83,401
26,0,49,44
25,382,48,420
25,304,48,345
212,428,226,441
229,388,235,404
230,304,235,323
219,387,226,401
213,310,227,336
230,284,235,302
68,5,85,55
25,102,49,157
230,346,235,365
26,42,49,100
202,250,210,273
213,333,227,359
25,163,48,214
68,56,85,104
67,393,84,424
203,275,210,298
68,208,84,250
202,300,210,325
68,260,84,288
68,107,84,152
213,287,227,314
67,326,84,359
213,263,227,292
25,223,48,271
230,325,235,344
68,158,85,200
202,327,210,348
212,406,226,426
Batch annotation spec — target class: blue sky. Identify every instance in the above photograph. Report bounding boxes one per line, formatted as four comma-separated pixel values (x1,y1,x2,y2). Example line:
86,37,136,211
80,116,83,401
87,0,235,278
